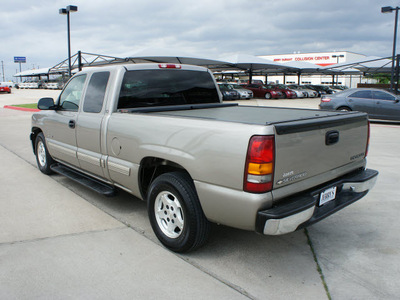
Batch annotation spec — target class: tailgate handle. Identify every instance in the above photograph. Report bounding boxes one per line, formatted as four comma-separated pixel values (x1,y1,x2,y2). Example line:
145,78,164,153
326,130,339,145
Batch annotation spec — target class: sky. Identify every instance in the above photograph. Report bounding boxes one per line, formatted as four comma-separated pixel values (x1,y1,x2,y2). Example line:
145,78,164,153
0,0,399,81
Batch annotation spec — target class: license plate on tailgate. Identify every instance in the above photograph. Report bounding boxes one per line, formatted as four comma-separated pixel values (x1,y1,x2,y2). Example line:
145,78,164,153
319,186,337,206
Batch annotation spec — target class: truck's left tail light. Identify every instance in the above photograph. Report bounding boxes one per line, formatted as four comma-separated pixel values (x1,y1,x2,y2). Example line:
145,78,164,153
244,135,275,193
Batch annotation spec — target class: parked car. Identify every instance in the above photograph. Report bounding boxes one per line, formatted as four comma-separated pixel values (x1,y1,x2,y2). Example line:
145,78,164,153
319,88,400,121
0,85,11,93
287,85,319,98
244,84,283,99
219,83,253,99
306,85,335,97
218,83,240,100
284,86,306,98
268,84,297,99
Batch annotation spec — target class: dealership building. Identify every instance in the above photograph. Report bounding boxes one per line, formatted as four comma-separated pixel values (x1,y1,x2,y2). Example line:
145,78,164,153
257,51,373,88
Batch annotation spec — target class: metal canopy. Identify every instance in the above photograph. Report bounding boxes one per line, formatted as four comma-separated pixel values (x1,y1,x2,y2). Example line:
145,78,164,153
322,56,393,73
49,51,126,74
126,47,233,69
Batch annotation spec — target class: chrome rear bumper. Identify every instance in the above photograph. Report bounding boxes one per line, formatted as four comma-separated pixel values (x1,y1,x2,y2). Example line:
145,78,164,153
256,168,378,235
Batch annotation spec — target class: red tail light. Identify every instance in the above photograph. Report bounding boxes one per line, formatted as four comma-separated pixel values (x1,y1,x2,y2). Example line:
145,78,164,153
244,135,275,193
365,120,370,157
321,97,331,102
158,64,182,69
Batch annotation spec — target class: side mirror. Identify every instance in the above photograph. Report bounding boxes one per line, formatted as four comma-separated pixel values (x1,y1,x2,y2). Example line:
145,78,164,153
37,98,55,110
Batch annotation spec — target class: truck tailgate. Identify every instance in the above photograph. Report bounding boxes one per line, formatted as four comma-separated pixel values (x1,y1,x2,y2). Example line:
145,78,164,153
271,113,369,192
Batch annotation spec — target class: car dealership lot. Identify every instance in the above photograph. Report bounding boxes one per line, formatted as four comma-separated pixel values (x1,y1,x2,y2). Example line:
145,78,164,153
0,89,399,299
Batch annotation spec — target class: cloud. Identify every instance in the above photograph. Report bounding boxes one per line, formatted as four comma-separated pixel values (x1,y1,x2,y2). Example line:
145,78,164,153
0,0,398,81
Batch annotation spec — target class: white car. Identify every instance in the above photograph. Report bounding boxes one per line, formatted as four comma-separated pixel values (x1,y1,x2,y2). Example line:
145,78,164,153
219,83,253,99
288,85,319,98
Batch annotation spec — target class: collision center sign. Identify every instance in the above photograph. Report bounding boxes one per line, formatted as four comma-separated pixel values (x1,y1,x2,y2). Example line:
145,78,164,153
14,56,26,63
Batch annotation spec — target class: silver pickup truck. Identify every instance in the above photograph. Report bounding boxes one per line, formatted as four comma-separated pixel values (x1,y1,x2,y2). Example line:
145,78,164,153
30,63,378,252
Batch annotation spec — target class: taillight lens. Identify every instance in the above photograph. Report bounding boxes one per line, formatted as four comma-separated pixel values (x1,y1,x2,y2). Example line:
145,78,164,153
244,135,275,193
321,97,331,102
365,120,370,157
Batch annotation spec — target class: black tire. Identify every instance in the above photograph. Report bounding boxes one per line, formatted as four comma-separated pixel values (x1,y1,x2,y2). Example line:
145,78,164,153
282,93,287,99
337,106,352,112
264,92,271,99
147,172,210,253
35,132,55,175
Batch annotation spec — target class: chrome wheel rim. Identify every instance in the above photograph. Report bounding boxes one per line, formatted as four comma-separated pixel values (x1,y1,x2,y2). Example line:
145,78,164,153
37,140,46,167
154,191,184,239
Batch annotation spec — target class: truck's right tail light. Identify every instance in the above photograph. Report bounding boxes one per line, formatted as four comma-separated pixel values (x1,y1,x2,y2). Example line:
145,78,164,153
244,135,275,193
365,120,370,157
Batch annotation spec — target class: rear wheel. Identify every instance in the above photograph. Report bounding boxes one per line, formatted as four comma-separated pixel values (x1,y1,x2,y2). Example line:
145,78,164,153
147,172,210,253
35,132,54,175
337,106,352,112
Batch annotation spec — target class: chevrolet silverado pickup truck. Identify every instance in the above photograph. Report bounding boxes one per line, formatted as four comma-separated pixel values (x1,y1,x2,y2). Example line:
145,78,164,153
30,63,378,253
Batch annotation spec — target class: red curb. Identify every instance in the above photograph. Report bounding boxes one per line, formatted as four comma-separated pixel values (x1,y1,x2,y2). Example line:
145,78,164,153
3,105,40,112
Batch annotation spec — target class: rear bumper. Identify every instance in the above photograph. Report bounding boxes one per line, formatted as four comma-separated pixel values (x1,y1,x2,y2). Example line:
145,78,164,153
256,168,378,235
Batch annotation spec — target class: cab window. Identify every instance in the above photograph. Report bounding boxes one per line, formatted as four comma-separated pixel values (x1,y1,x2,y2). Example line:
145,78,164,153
58,75,87,111
83,72,110,113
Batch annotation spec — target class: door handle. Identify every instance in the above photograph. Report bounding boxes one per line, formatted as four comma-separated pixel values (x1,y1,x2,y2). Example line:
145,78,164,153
68,120,76,129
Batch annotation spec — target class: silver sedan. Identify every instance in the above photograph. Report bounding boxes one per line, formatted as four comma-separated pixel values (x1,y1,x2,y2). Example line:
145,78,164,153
319,88,400,121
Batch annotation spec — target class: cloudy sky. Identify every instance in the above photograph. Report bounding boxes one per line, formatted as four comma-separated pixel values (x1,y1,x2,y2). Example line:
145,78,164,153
0,0,399,81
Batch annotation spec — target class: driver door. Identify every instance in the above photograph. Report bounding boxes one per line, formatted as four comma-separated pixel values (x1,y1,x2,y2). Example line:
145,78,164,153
46,74,87,167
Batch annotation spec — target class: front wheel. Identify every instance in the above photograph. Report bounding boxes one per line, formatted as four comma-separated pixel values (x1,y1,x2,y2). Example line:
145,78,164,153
264,92,271,99
35,132,54,174
147,172,210,253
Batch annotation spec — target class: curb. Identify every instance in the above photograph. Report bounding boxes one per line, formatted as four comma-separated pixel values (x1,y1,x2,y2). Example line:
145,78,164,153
3,105,40,112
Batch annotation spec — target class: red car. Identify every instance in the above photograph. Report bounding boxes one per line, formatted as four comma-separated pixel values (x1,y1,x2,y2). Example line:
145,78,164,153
266,84,297,99
0,86,11,93
243,84,283,99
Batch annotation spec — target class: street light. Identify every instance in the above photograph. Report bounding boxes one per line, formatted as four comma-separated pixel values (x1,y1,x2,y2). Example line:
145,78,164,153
332,54,344,85
381,6,399,92
59,5,78,78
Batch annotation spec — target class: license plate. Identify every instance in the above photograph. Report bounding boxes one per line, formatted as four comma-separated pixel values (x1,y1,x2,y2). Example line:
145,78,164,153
319,186,337,206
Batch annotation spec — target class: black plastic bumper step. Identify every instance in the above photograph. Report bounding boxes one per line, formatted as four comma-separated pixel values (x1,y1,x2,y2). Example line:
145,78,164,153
50,164,116,197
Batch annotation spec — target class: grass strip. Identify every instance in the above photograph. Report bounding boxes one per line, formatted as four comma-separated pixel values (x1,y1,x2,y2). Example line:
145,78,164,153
11,103,38,109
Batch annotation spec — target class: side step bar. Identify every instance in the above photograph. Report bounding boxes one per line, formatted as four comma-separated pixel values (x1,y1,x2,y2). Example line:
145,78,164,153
50,164,116,197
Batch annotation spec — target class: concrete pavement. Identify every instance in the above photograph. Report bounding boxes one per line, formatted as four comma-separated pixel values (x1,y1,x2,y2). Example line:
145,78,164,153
0,89,399,299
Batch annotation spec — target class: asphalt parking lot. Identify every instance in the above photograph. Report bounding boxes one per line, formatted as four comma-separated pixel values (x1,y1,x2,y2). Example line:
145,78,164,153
0,89,399,299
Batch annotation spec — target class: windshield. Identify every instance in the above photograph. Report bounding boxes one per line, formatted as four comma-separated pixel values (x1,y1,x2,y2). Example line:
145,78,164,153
118,69,219,109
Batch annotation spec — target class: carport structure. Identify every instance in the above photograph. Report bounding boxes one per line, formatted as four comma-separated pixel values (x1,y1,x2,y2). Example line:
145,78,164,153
15,50,384,88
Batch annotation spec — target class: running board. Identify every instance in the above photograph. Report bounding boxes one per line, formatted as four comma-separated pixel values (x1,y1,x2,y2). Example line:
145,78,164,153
50,164,116,197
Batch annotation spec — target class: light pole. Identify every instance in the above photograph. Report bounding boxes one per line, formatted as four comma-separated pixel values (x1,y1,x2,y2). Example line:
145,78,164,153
332,54,344,86
59,5,78,78
381,6,399,92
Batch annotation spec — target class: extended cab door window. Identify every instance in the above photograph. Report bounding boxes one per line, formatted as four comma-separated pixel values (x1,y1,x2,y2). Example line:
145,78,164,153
59,75,87,111
76,71,111,178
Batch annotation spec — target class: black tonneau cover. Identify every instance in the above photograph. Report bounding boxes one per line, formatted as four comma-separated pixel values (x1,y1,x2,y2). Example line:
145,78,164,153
135,105,367,134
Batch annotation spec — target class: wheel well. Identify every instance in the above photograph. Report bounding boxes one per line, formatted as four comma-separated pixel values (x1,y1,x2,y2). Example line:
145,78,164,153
30,127,42,154
336,106,352,111
139,157,191,200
